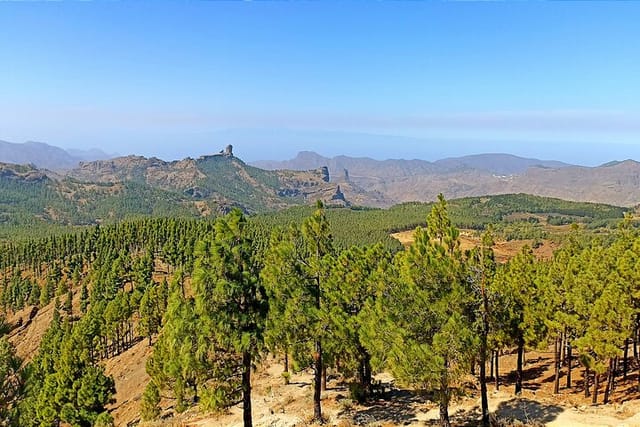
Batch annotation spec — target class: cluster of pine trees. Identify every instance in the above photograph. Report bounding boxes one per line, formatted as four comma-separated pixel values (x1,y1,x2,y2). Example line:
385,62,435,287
139,197,640,427
0,195,639,427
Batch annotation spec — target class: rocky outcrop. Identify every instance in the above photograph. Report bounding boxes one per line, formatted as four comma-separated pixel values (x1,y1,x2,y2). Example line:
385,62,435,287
331,185,346,202
320,166,330,182
0,163,49,183
218,144,233,157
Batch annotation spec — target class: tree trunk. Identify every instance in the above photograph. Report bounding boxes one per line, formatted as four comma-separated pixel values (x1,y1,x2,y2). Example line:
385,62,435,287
242,350,253,427
439,397,451,427
566,343,572,388
495,350,500,391
479,337,489,427
284,352,289,373
624,338,629,380
282,352,290,385
321,364,327,391
313,341,323,423
439,364,451,427
592,371,599,405
612,356,618,392
561,329,567,364
490,351,494,380
361,350,373,397
585,367,590,398
635,325,639,360
604,358,614,404
515,336,524,395
553,335,561,394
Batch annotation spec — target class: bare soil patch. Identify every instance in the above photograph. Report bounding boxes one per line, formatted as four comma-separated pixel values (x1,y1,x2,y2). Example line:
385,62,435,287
391,230,558,263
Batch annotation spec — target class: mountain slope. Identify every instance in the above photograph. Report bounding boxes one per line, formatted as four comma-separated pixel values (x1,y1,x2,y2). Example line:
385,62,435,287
0,140,113,170
0,151,363,230
3,148,640,234
432,153,570,175
254,151,640,207
252,151,572,177
68,152,362,212
353,162,640,208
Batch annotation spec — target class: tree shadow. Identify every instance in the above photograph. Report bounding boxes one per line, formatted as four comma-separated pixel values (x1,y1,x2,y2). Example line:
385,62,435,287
289,380,312,388
341,388,424,425
494,398,564,424
503,365,550,391
422,405,484,427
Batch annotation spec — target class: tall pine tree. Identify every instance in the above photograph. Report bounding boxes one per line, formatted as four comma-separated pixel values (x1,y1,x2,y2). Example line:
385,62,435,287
193,209,268,427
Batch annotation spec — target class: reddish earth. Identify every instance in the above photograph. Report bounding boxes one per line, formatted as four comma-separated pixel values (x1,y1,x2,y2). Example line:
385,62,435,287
391,229,558,263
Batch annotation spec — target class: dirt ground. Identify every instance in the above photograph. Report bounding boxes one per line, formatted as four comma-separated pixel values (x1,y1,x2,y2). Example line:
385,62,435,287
157,348,640,427
8,287,640,427
391,229,558,263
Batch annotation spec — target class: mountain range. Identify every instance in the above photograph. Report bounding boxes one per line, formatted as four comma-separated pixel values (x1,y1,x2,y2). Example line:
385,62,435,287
253,151,640,207
2,140,640,231
0,146,351,229
0,140,114,170
253,151,571,176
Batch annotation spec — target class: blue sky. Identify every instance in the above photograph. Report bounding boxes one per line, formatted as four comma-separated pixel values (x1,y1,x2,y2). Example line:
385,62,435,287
1,2,639,164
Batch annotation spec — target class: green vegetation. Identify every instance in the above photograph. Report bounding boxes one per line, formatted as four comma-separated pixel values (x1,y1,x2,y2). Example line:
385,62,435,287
363,195,477,425
0,193,635,426
193,209,268,425
0,333,22,424
19,310,115,426
195,156,297,211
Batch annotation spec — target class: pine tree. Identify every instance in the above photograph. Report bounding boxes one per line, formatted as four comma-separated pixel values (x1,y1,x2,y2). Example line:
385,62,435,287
467,230,496,426
138,282,162,346
140,381,161,421
0,336,22,425
494,245,546,395
575,265,633,404
146,285,214,413
20,311,115,426
193,209,268,427
363,195,476,427
262,201,334,423
325,243,392,400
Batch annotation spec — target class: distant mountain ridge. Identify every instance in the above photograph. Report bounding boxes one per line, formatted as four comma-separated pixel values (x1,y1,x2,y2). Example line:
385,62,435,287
253,151,640,207
3,144,640,232
252,151,572,176
0,140,114,170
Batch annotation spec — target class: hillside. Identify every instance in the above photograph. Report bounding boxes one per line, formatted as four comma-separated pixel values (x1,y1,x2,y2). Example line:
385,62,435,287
0,195,633,426
254,151,640,207
0,150,366,233
3,146,640,237
67,151,375,212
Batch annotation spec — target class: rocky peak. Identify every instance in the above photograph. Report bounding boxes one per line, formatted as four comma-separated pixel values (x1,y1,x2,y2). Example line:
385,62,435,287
320,166,330,182
331,185,346,202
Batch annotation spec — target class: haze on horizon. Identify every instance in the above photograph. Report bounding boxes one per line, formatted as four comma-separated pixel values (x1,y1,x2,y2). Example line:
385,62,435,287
1,2,639,166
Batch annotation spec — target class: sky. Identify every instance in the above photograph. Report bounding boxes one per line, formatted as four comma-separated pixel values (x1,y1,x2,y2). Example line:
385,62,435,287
1,2,640,165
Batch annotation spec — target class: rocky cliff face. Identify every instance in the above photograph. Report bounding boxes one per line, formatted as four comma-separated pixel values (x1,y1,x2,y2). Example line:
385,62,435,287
72,156,206,191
